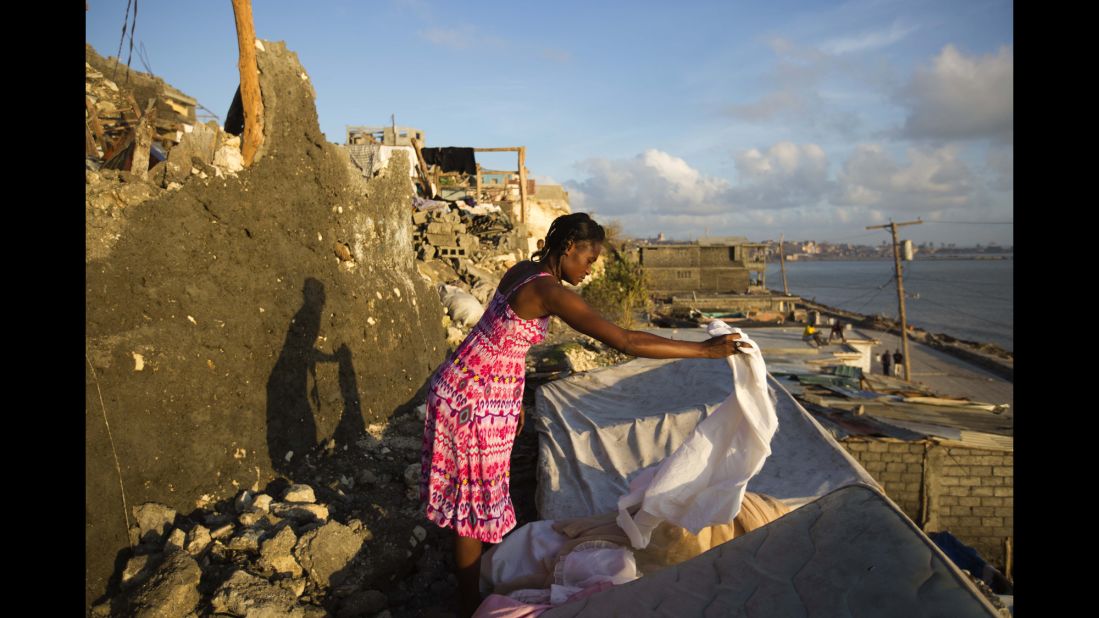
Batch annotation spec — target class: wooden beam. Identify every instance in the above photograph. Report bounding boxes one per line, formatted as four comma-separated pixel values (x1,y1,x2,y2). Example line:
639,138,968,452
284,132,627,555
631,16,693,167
475,163,482,197
410,137,436,198
518,146,528,225
85,97,106,151
232,0,265,167
473,147,521,152
86,121,100,158
478,168,520,176
129,99,157,179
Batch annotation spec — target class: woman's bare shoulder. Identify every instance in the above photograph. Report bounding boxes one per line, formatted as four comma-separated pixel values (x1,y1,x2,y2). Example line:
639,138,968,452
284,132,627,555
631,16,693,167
498,260,539,293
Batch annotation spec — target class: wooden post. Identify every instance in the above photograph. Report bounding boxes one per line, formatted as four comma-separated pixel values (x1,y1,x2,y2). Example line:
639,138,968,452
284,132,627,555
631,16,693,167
410,137,435,198
780,234,789,295
85,97,106,152
231,0,264,167
129,99,157,179
518,146,528,224
475,163,482,199
86,121,100,157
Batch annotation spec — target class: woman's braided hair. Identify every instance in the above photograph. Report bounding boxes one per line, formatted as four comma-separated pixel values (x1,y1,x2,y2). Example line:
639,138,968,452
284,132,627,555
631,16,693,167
531,213,605,263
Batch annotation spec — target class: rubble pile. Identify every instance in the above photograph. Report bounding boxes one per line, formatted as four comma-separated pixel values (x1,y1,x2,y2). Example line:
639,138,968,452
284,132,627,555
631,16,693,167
92,404,461,618
411,199,530,345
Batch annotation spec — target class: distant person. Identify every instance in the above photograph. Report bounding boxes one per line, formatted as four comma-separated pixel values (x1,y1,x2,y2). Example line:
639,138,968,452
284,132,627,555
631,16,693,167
803,323,825,347
881,350,892,376
828,320,845,343
893,350,904,378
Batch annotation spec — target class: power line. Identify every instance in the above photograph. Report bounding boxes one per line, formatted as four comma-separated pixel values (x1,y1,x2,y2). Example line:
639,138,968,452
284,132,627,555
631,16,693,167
922,221,1014,225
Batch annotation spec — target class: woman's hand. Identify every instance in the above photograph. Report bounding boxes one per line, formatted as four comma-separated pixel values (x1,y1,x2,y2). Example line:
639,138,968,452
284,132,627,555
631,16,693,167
516,407,526,436
701,333,752,358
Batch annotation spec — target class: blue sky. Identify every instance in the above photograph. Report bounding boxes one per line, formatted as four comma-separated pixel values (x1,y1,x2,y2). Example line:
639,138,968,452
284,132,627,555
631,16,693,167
86,0,1012,246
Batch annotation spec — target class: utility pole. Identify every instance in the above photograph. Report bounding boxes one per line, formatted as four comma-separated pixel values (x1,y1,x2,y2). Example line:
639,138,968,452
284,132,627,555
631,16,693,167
779,234,789,295
865,219,922,381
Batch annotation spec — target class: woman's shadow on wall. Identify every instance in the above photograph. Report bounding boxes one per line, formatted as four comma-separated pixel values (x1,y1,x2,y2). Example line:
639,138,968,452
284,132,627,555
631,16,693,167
266,277,364,480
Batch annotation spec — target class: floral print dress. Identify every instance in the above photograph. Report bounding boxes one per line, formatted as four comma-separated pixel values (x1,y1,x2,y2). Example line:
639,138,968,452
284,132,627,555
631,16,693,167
420,271,552,542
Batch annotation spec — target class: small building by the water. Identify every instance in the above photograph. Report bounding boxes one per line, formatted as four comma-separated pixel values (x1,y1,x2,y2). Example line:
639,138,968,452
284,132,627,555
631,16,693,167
638,236,771,295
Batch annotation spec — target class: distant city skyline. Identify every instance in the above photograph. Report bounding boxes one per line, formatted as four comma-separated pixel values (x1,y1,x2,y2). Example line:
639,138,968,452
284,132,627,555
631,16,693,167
86,0,1012,246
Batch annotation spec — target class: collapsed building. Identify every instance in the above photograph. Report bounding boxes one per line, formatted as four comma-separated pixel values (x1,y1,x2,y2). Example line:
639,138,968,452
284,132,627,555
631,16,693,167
85,42,450,613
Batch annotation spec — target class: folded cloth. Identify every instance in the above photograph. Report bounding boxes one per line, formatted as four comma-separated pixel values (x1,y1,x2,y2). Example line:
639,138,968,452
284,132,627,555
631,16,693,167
616,322,778,549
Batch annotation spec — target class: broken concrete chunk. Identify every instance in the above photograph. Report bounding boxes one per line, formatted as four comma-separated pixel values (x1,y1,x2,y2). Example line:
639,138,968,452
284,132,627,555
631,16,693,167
211,569,305,618
403,463,421,489
234,490,255,513
337,589,388,618
271,502,329,523
293,521,366,588
259,525,303,577
123,549,202,618
121,552,163,590
133,503,177,545
164,528,186,550
252,493,274,512
184,525,212,556
228,528,262,552
283,484,316,503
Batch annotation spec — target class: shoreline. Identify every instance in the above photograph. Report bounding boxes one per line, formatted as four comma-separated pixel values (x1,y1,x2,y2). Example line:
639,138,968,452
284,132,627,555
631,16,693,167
791,295,1013,382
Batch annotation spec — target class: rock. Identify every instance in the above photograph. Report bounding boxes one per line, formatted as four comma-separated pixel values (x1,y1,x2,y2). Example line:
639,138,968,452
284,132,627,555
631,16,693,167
412,526,427,543
357,469,378,486
239,509,266,527
374,610,393,618
271,502,329,523
235,490,255,513
277,577,308,598
337,589,388,617
446,326,464,345
213,138,244,173
253,494,274,511
90,601,112,616
283,484,317,503
416,404,427,421
210,569,306,618
165,528,186,550
403,463,421,489
293,521,367,588
133,503,177,545
184,525,212,556
228,528,262,552
121,553,163,590
260,525,303,577
123,549,201,618
211,523,236,539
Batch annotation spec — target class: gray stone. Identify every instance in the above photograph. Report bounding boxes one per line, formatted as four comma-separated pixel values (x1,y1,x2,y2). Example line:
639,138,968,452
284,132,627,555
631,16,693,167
185,525,212,556
283,484,317,503
133,502,177,545
357,469,378,486
403,463,421,489
337,589,387,618
260,525,303,577
277,577,308,598
252,494,274,511
164,528,186,550
293,521,367,588
239,509,266,527
210,570,305,618
124,549,202,618
271,502,329,522
211,523,236,539
235,490,255,513
412,526,427,543
228,529,262,552
121,553,163,590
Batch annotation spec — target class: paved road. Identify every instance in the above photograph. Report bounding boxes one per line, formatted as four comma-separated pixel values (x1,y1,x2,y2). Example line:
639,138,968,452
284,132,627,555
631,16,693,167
853,328,1013,415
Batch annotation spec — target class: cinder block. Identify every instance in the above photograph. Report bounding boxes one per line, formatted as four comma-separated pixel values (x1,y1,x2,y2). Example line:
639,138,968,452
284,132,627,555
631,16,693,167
981,497,1003,507
842,441,867,451
967,466,991,476
993,466,1014,477
941,465,966,477
1004,517,1013,529
939,476,962,487
977,455,1006,466
900,453,922,464
860,452,881,462
867,441,890,453
993,487,1013,497
971,487,994,497
939,496,959,506
961,516,982,527
981,517,1004,527
959,497,981,507
879,471,903,482
972,506,994,517
881,453,901,463
958,477,980,487
886,462,906,473
901,472,922,483
982,475,1003,486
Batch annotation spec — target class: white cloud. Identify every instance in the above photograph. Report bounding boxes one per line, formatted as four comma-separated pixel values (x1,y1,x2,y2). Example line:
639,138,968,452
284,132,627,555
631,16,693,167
899,44,1013,141
835,144,976,211
985,145,1013,191
565,149,731,218
730,142,832,209
821,20,918,55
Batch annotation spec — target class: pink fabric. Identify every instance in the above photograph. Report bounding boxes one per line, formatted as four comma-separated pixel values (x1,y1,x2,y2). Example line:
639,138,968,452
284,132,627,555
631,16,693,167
421,272,552,542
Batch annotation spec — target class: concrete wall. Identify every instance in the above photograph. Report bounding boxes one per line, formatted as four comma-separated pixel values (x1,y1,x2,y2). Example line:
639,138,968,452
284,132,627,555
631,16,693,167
640,245,751,294
840,438,1013,576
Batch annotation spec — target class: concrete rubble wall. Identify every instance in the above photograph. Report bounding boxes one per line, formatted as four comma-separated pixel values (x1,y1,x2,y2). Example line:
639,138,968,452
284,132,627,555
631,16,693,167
85,40,446,609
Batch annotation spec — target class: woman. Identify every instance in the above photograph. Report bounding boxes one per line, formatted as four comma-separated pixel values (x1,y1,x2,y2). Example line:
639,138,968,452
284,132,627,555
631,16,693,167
420,213,749,615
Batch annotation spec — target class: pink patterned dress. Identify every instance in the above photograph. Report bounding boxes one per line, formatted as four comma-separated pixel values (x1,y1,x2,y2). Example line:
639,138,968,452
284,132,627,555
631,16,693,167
421,271,552,542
